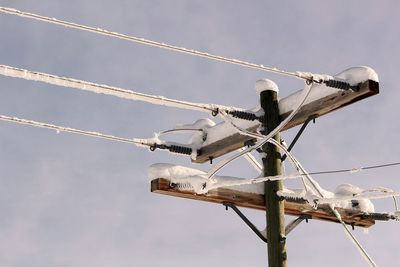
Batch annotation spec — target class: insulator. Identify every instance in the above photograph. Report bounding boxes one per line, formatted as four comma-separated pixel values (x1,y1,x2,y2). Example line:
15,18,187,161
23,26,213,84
283,196,308,204
171,182,193,190
168,145,193,155
228,110,258,121
324,80,352,90
362,213,391,221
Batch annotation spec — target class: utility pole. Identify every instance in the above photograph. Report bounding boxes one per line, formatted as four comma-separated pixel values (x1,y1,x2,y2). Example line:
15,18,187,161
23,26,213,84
258,79,287,267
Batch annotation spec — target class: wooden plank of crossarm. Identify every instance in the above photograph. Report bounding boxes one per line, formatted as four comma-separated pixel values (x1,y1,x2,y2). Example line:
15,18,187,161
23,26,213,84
151,178,265,210
151,178,375,228
193,80,379,163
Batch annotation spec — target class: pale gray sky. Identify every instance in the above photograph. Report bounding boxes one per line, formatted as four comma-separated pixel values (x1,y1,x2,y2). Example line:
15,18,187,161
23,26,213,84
0,1,399,266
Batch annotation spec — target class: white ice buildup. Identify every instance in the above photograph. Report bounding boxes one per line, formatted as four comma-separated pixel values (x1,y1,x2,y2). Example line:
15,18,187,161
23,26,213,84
149,164,399,214
174,118,216,131
148,163,264,194
255,79,278,94
334,66,379,85
0,65,242,115
202,66,377,150
278,183,376,212
174,118,216,148
280,66,378,115
158,118,216,160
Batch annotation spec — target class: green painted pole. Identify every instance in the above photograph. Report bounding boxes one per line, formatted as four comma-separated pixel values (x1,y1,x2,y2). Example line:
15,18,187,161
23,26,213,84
258,79,287,267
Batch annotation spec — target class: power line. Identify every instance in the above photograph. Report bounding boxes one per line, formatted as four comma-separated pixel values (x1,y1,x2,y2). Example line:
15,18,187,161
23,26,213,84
332,209,377,267
0,64,240,115
0,114,196,156
0,6,392,267
0,114,151,147
309,162,400,176
0,6,307,80
220,110,400,176
2,113,399,176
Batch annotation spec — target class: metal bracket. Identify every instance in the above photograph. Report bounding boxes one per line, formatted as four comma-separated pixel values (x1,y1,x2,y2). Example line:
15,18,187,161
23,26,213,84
285,214,311,235
222,202,267,243
281,116,315,162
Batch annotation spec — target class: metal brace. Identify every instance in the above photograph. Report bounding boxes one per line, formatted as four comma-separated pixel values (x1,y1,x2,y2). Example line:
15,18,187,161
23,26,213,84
222,202,267,243
281,116,315,162
285,214,311,235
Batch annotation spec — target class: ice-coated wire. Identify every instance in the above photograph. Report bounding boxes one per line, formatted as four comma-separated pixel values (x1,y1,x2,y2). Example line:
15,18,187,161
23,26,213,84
241,147,263,173
269,137,378,266
207,81,314,179
208,134,399,204
220,110,400,190
159,128,203,135
0,64,237,114
393,197,399,211
0,6,305,80
4,113,381,202
204,173,305,191
274,139,315,188
332,208,377,267
206,117,308,189
270,135,378,267
309,162,400,175
216,112,400,196
202,135,308,191
220,110,263,172
219,110,262,140
0,114,155,148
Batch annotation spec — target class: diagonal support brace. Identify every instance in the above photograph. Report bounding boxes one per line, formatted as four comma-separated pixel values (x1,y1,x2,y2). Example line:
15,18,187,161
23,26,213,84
285,214,311,236
222,202,267,243
281,116,315,162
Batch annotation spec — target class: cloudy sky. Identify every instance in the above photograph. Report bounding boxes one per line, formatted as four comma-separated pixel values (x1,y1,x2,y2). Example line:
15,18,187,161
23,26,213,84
0,1,399,266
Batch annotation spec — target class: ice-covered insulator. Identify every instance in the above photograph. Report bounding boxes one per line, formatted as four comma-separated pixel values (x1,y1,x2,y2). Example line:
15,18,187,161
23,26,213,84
171,182,193,190
283,196,308,204
168,145,193,155
324,80,359,91
228,110,258,121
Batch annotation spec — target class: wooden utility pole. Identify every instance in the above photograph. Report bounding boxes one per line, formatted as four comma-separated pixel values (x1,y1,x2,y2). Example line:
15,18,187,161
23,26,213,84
259,79,287,267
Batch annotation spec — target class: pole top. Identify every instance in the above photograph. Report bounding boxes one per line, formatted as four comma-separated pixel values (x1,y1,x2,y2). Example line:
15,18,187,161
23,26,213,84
255,79,279,94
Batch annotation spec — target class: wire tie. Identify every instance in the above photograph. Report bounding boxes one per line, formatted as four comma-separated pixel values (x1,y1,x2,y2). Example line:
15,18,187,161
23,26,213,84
211,108,219,117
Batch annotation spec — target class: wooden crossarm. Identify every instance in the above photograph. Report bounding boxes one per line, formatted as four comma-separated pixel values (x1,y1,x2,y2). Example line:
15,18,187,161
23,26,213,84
194,80,379,163
151,178,375,228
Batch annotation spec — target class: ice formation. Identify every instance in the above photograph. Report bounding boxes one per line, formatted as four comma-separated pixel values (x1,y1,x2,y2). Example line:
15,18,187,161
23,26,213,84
255,79,278,94
148,163,264,194
0,65,240,115
280,66,378,115
147,163,399,214
334,66,379,85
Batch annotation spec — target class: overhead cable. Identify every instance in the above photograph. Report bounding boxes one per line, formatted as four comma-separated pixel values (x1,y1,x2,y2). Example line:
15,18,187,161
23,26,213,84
0,114,148,146
332,208,377,267
0,6,306,80
0,114,193,156
0,64,239,115
1,114,400,177
220,110,400,176
309,162,400,176
268,136,378,267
